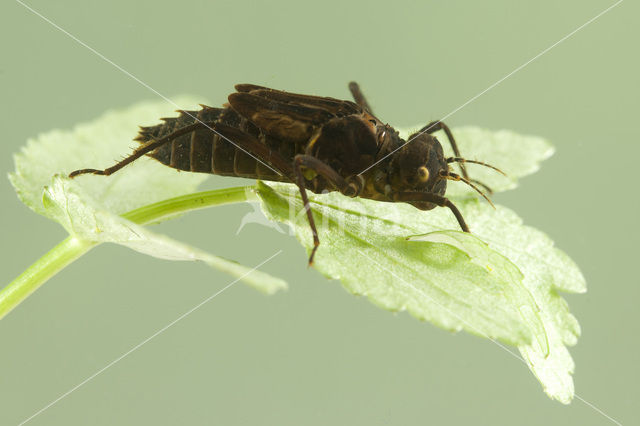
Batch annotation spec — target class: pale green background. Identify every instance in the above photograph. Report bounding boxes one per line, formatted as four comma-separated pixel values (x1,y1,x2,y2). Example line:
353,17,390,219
1,1,637,425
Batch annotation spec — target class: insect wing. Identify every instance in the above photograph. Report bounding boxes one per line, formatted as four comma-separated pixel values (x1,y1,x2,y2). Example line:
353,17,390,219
228,91,337,143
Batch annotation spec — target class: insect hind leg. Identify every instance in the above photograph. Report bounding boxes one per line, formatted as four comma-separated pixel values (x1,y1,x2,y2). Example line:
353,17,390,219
69,121,217,178
69,121,295,180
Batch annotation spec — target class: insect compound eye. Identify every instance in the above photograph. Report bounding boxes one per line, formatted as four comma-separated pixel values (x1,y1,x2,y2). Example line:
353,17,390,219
417,166,430,182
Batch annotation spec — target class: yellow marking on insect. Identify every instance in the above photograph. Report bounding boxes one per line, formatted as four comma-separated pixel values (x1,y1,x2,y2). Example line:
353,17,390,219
303,168,317,181
305,128,323,152
418,166,430,182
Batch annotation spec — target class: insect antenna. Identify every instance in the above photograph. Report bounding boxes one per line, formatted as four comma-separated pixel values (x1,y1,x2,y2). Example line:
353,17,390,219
446,157,507,176
469,178,494,195
440,171,496,209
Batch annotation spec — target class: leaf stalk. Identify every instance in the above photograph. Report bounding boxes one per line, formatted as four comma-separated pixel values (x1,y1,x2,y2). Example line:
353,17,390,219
0,185,256,320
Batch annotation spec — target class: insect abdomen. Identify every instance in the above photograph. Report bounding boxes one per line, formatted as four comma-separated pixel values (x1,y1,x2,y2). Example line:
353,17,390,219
135,107,291,182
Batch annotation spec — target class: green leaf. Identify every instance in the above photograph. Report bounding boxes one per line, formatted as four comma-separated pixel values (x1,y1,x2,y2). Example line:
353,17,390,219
254,125,583,403
7,97,581,402
11,97,208,215
461,201,585,403
9,98,287,294
257,182,539,345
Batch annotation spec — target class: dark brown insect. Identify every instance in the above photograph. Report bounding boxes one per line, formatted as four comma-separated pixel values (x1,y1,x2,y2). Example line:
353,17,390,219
70,82,504,264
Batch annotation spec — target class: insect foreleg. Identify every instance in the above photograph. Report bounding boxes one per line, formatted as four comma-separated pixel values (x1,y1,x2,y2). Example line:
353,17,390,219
393,191,470,233
417,120,469,180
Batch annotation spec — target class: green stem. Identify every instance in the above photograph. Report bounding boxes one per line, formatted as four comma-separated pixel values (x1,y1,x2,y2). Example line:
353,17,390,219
0,185,256,320
123,185,257,224
0,237,94,320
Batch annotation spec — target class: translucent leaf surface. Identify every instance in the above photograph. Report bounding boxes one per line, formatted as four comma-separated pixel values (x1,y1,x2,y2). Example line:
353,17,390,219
255,124,583,402
257,182,540,345
11,97,208,215
461,201,585,403
9,98,287,294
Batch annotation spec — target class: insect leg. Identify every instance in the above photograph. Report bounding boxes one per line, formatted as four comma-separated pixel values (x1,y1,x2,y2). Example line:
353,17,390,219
69,122,213,178
393,191,470,233
348,82,374,114
70,122,295,180
417,121,469,180
209,123,296,179
292,154,357,265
